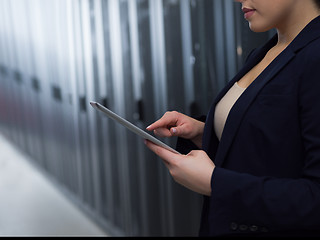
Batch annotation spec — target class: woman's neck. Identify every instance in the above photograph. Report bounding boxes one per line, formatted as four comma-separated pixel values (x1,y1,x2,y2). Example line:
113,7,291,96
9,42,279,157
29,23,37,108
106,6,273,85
276,5,320,47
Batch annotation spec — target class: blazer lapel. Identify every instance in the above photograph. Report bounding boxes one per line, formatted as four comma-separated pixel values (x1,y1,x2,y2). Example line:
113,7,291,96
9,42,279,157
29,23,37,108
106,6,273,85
214,49,295,167
202,35,278,161
202,53,263,159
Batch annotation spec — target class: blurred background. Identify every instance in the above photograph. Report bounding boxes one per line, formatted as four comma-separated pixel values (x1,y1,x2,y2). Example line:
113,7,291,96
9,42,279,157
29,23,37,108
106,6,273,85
0,0,274,236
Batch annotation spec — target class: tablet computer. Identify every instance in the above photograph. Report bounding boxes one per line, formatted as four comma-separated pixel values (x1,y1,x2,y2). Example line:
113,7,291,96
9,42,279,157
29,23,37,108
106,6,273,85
90,101,180,154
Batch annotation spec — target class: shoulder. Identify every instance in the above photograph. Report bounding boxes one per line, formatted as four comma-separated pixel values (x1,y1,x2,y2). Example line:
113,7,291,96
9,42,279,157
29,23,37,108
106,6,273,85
294,37,320,90
298,35,320,54
295,37,320,70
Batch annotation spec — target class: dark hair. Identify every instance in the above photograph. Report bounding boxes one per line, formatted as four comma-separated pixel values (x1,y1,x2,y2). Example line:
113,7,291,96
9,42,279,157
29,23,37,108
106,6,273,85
314,0,320,8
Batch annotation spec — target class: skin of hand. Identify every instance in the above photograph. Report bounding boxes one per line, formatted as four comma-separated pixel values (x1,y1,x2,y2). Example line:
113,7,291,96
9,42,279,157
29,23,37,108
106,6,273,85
144,139,215,196
146,111,214,196
146,111,205,149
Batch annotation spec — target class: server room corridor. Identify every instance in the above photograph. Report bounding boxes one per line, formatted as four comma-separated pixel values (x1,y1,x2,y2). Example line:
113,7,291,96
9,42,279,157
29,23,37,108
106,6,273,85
0,133,108,237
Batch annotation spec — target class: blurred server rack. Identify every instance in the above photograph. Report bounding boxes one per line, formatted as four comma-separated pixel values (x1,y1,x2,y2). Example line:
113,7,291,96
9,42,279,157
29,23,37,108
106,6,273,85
0,0,272,236
0,0,10,136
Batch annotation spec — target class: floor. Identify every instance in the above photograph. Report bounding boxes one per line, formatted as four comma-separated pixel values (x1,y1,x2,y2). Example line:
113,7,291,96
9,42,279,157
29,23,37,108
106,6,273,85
0,133,109,237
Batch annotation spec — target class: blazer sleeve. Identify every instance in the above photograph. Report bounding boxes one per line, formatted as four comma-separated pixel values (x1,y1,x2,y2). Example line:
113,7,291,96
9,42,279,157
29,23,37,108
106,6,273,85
206,51,320,235
175,115,206,154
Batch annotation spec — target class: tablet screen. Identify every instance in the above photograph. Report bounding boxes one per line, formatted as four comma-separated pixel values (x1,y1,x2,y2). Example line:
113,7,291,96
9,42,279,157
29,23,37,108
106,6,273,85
90,101,180,154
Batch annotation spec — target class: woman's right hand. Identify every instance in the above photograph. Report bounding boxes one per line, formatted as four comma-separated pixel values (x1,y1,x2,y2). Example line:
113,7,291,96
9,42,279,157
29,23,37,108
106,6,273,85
146,111,205,148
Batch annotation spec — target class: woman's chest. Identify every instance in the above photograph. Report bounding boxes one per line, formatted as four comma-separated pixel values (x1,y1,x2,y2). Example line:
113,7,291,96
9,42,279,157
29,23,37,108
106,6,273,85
237,46,286,88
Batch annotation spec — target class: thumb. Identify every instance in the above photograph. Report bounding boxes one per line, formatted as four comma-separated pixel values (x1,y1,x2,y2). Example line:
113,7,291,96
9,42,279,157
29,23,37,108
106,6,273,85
170,124,188,137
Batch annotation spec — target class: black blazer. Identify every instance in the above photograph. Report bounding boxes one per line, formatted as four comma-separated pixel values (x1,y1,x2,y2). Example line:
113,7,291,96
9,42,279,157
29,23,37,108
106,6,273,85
191,16,320,237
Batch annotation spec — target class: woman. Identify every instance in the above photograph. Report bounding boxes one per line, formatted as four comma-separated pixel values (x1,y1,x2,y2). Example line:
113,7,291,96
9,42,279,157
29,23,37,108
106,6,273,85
145,0,320,237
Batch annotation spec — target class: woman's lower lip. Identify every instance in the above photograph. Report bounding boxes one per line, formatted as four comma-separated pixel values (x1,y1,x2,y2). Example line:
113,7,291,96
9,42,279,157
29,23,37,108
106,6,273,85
244,10,255,19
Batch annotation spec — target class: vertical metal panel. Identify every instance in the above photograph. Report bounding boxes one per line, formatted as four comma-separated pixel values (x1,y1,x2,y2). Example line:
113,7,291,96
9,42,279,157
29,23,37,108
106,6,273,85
163,0,184,111
57,0,77,195
12,0,32,156
0,0,9,136
213,0,227,92
70,0,85,201
22,0,44,167
189,0,213,114
37,0,53,179
136,0,165,236
149,0,175,236
180,0,195,115
149,0,168,115
49,0,65,182
31,0,53,172
51,0,65,184
75,0,94,208
6,0,24,150
4,1,18,139
82,0,102,213
108,0,132,233
92,0,113,221
55,0,68,189
0,0,9,137
128,0,148,235
224,0,237,80
60,0,78,195
129,0,142,103
162,0,184,236
96,0,116,225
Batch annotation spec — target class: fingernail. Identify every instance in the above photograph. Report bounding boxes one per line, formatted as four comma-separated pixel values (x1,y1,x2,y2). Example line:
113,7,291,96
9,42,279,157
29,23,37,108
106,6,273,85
146,125,151,130
172,128,177,134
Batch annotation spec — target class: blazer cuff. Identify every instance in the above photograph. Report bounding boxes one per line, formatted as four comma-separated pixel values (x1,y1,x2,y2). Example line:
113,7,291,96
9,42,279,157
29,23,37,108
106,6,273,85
175,115,206,154
176,137,200,155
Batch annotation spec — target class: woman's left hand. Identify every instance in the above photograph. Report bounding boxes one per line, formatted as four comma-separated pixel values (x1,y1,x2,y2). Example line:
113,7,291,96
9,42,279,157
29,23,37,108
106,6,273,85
144,140,215,196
